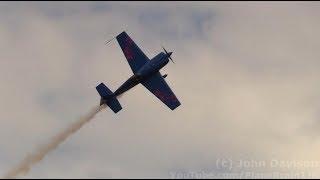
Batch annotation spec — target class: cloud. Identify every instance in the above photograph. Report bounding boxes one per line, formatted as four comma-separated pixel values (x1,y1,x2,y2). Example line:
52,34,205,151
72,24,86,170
1,1,320,178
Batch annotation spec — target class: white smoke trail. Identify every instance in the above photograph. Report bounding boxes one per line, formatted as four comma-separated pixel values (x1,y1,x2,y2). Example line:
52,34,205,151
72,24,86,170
3,104,106,179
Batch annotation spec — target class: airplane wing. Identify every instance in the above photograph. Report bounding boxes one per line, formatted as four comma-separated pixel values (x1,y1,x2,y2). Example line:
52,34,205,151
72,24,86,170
116,31,149,73
141,72,181,110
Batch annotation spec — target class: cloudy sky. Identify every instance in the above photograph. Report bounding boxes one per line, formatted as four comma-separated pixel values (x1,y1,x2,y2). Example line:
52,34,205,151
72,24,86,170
1,1,320,178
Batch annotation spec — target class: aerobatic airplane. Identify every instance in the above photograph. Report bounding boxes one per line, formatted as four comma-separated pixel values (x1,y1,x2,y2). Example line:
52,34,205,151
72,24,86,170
96,31,181,113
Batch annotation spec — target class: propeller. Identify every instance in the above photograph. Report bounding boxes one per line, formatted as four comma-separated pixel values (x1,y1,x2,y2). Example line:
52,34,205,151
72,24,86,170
162,46,174,64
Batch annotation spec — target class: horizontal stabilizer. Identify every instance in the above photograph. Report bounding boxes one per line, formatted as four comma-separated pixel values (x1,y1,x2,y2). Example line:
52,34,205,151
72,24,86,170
96,83,113,98
106,97,122,113
96,83,122,113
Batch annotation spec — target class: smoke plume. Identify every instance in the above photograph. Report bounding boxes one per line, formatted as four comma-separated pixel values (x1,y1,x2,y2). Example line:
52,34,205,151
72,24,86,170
3,104,106,179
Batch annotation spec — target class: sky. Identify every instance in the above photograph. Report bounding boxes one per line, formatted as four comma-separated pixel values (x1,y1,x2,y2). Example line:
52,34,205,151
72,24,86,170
1,1,320,178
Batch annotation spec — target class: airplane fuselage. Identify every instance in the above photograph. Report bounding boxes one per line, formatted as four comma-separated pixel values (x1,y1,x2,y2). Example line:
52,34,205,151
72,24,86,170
113,52,170,97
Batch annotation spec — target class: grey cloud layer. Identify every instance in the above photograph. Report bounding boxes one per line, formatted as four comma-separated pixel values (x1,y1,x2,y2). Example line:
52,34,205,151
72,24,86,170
1,2,320,178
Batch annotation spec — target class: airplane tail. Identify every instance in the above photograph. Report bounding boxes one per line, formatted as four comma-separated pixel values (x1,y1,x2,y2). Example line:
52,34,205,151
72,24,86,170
96,83,122,113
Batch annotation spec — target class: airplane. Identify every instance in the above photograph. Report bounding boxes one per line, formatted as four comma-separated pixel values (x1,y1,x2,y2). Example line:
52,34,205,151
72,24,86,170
96,31,181,113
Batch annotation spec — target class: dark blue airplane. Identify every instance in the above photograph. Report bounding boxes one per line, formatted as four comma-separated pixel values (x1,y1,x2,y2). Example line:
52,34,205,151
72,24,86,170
96,31,181,113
